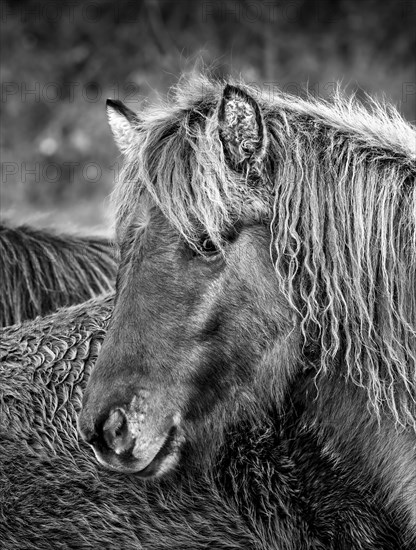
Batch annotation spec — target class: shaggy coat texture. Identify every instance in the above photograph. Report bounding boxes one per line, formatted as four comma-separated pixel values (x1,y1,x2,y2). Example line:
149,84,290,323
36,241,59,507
113,77,416,427
0,297,410,549
81,75,416,544
0,222,117,327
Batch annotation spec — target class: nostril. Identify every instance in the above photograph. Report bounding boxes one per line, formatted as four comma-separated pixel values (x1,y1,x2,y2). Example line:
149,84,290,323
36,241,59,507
102,408,135,456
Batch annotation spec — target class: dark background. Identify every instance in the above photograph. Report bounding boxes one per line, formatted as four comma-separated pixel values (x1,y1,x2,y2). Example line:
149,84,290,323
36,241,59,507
1,0,415,234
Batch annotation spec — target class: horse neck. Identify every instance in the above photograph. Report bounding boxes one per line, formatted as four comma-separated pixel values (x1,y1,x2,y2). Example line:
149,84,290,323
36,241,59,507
298,366,416,541
209,366,408,549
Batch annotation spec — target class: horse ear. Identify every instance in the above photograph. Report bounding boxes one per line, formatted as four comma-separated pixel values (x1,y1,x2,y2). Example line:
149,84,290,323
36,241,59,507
218,84,268,171
106,99,138,154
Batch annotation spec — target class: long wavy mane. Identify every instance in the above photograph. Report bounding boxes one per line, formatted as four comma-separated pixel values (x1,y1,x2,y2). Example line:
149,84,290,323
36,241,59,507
0,223,117,326
112,75,416,428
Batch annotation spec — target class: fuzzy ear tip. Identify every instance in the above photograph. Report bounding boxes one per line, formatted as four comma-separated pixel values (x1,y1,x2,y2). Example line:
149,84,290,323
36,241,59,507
222,84,261,115
106,99,138,126
106,98,123,111
222,84,244,101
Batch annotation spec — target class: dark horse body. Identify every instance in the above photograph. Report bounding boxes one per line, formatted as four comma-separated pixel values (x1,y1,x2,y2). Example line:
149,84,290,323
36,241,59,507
78,77,416,546
0,297,408,549
0,222,117,326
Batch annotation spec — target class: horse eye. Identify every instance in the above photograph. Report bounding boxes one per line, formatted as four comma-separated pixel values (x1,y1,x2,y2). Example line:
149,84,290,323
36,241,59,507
200,237,217,254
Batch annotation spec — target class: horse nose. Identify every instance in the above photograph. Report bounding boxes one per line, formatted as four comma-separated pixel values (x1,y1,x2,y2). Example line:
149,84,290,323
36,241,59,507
78,408,136,454
78,394,182,475
102,408,135,455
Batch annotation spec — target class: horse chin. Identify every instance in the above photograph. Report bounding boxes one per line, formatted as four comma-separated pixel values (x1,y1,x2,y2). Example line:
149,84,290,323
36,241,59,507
91,425,183,478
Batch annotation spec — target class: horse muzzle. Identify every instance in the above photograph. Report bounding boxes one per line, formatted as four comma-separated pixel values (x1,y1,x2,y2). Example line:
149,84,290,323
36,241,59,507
78,394,183,477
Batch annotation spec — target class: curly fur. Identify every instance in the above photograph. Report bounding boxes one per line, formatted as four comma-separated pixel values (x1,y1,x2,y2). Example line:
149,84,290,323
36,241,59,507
0,297,409,549
111,75,416,429
0,222,117,327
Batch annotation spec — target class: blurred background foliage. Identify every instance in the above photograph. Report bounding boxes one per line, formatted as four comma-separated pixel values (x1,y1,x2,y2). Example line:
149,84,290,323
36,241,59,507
1,0,415,233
